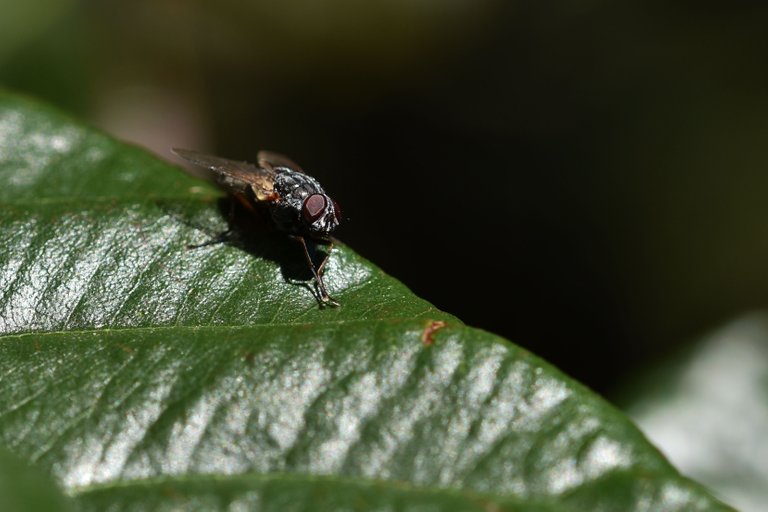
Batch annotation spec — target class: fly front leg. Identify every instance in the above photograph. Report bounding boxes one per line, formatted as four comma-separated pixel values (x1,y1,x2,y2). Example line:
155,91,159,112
316,241,333,276
294,235,340,307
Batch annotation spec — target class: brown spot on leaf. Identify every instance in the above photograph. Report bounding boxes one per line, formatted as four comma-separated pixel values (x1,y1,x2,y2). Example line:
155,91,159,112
115,343,134,354
240,349,255,366
421,320,447,346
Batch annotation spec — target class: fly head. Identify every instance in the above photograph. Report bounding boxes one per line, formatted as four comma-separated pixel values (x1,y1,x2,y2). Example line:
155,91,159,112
301,193,340,239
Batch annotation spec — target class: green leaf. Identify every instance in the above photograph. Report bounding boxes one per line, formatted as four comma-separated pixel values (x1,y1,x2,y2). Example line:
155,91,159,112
0,90,732,511
0,447,73,512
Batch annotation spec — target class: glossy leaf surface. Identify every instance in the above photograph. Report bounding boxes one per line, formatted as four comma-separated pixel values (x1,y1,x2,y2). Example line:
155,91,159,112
0,91,732,511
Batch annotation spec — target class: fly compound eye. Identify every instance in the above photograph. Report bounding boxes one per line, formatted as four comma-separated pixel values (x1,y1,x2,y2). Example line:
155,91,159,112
332,199,342,220
302,194,327,223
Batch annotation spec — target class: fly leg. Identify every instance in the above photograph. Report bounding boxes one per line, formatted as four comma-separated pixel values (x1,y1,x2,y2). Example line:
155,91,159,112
295,236,340,307
316,241,333,276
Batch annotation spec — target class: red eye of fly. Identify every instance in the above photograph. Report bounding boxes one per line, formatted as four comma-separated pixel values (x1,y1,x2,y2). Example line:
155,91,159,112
332,199,341,220
302,194,327,223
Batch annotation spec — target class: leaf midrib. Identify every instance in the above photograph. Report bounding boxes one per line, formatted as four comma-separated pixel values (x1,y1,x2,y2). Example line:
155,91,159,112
0,317,457,343
70,469,534,505
0,193,220,208
70,466,710,509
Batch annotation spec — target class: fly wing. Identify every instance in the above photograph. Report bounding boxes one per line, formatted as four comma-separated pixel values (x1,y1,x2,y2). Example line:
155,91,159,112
172,148,275,201
258,150,304,173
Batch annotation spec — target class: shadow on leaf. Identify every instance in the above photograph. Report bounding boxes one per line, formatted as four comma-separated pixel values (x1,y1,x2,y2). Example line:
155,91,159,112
159,198,333,305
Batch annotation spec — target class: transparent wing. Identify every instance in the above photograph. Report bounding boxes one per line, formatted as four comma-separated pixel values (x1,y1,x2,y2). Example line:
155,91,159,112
172,148,275,199
258,150,304,172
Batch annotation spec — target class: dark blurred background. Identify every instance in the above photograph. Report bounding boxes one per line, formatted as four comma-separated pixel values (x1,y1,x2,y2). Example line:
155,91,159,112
3,1,768,397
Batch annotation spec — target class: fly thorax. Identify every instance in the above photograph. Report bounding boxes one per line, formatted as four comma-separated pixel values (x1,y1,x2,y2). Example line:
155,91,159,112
273,169,324,209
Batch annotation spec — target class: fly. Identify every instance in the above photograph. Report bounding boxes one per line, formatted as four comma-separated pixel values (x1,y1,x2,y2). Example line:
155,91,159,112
171,148,342,307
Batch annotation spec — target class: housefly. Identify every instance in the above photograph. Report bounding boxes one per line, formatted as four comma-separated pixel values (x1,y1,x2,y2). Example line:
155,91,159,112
171,148,342,307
